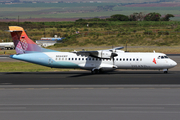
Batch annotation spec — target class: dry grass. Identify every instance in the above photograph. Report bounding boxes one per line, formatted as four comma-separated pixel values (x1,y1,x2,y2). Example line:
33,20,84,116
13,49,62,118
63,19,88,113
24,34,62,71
0,62,75,72
51,45,180,54
1,45,180,55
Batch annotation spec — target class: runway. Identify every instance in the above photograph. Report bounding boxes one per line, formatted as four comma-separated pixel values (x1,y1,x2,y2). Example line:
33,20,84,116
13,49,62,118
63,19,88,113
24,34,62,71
1,85,180,120
0,54,180,120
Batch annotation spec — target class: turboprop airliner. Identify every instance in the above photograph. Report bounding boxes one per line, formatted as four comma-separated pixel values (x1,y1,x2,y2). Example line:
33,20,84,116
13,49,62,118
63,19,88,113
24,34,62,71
9,26,177,73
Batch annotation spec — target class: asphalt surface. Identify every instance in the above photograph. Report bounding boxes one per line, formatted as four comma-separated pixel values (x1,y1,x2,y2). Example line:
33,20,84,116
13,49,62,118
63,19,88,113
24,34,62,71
0,71,180,85
1,85,180,120
1,54,180,120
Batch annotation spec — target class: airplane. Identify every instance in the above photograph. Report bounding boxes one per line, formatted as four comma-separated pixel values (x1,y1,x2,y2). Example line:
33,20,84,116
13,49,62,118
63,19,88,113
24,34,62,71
0,42,15,50
9,26,177,74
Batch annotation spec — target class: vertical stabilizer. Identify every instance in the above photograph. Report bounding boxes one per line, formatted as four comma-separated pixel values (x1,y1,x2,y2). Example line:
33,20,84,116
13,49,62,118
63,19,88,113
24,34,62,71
9,26,57,54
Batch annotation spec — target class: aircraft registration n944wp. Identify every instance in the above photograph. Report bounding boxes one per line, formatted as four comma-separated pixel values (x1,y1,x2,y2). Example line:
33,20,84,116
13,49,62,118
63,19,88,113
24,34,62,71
9,26,177,73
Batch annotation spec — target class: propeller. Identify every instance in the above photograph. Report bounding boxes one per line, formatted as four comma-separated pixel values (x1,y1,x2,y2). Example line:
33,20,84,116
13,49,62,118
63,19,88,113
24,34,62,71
109,48,118,66
109,46,124,65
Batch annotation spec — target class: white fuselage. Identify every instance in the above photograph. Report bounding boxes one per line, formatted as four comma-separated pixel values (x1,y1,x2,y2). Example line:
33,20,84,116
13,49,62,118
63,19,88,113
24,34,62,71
0,42,14,49
42,51,177,71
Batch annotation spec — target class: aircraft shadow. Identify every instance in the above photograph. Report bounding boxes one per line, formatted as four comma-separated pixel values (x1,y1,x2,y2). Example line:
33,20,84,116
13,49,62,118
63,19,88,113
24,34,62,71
0,71,179,85
3,70,176,77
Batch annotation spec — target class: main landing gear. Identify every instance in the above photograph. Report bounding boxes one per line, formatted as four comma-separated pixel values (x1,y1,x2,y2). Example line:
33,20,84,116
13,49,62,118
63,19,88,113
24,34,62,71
91,69,102,74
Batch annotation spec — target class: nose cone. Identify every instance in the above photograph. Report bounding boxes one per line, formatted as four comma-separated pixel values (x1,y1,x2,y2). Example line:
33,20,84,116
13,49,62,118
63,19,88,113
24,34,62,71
170,60,177,67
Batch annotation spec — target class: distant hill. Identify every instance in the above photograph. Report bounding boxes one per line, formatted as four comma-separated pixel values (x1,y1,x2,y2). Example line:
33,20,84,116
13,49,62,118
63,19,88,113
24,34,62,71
0,1,180,21
0,0,179,3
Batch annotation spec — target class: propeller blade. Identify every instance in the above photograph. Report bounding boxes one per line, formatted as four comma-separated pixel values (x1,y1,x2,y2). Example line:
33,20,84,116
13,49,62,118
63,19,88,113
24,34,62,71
111,53,118,57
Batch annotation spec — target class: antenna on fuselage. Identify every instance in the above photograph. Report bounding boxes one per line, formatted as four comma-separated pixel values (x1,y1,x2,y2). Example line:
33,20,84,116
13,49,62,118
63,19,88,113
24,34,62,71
125,41,128,52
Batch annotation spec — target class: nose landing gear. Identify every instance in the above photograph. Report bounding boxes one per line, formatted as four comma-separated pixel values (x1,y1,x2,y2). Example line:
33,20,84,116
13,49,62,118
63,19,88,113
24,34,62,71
163,69,168,74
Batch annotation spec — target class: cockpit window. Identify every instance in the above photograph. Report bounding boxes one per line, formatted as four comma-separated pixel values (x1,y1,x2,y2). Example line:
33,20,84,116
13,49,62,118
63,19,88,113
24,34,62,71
158,55,169,59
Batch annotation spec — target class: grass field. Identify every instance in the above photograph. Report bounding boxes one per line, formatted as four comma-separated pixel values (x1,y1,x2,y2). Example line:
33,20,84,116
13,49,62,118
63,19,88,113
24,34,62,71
1,21,180,48
0,62,76,72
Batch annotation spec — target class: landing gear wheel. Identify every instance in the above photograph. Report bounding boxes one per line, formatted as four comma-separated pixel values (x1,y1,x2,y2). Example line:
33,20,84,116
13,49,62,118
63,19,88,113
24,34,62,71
99,69,102,74
163,69,168,74
91,69,102,74
91,70,95,74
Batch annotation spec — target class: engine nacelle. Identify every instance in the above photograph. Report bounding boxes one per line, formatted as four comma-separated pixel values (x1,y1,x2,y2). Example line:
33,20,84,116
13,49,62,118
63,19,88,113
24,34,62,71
97,51,117,58
97,51,111,58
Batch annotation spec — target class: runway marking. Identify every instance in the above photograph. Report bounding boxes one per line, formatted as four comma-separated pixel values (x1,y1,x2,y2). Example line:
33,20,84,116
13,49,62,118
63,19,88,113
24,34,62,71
41,88,49,89
130,88,139,89
147,88,155,89
111,107,165,109
70,88,79,89
99,88,109,89
0,107,26,110
27,88,34,90
13,88,20,89
86,88,94,89
1,87,180,90
116,88,124,89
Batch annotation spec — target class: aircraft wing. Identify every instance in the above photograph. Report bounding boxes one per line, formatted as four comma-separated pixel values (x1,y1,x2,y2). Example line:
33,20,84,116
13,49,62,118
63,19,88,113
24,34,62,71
104,47,124,51
74,47,124,58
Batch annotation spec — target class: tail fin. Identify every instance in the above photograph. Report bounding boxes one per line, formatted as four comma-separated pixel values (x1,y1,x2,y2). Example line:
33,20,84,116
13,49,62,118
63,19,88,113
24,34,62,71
9,26,57,54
